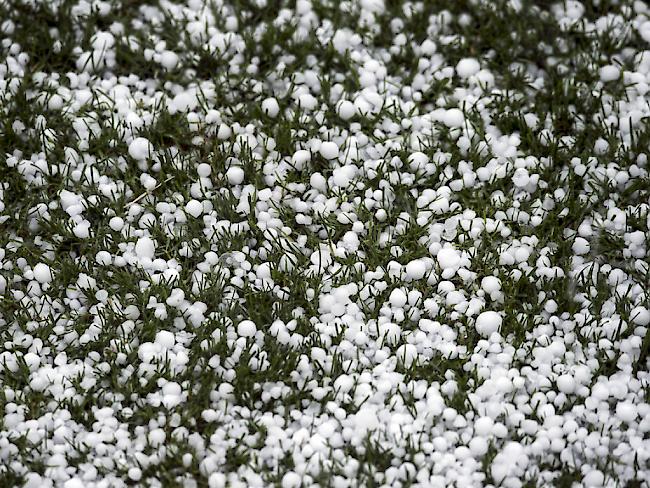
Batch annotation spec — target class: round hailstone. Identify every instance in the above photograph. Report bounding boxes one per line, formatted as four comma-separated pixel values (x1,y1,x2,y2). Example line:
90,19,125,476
582,471,604,487
481,276,501,294
456,58,480,78
135,237,155,260
73,221,91,239
237,320,256,338
128,468,142,482
261,97,280,118
95,251,113,266
281,472,301,488
474,416,494,436
109,216,124,231
437,247,461,270
407,151,429,171
599,65,620,82
556,374,575,394
160,50,179,70
630,306,650,326
396,344,418,367
185,199,203,218
128,137,153,160
156,330,176,348
64,478,85,488
332,165,356,187
319,141,339,160
443,108,464,128
337,100,356,120
572,237,590,255
469,437,488,456
405,259,426,280
226,166,245,185
334,375,354,393
355,407,379,432
616,402,638,423
475,311,502,337
291,149,311,170
197,163,212,177
389,288,408,308
640,20,650,43
33,263,53,284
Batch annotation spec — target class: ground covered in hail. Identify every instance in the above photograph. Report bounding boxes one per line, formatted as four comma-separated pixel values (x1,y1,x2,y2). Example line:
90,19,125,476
1,0,650,486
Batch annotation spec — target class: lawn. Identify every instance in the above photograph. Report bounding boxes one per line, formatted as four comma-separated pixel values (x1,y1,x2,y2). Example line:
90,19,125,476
0,0,649,486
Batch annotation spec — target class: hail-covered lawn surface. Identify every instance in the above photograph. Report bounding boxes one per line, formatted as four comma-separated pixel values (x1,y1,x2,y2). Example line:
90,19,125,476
1,0,650,486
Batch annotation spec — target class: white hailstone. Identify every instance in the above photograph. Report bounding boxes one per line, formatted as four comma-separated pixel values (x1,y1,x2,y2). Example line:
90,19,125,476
512,168,529,188
594,138,609,155
616,402,638,423
128,137,153,160
171,91,197,112
226,166,245,185
630,306,650,326
355,407,379,432
185,199,203,218
319,141,339,160
582,470,605,487
475,311,502,337
135,237,155,259
208,473,226,488
261,97,280,117
443,108,464,128
456,58,480,78
298,92,317,110
599,65,620,82
148,428,166,447
64,479,85,488
291,149,311,170
166,288,185,307
197,163,212,177
332,165,356,187
96,250,112,265
640,20,650,42
109,216,124,231
396,344,417,367
437,247,461,269
91,31,114,50
481,276,501,294
33,263,53,284
128,468,142,481
337,100,355,120
160,50,179,69
389,288,408,308
468,437,488,456
420,39,437,55
217,123,232,139
156,330,175,348
77,273,96,290
405,259,426,280
23,352,40,371
73,220,91,239
310,172,327,191
407,151,429,171
556,374,575,394
281,472,301,488
474,416,494,436
572,237,590,255
237,320,257,338
334,375,354,393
